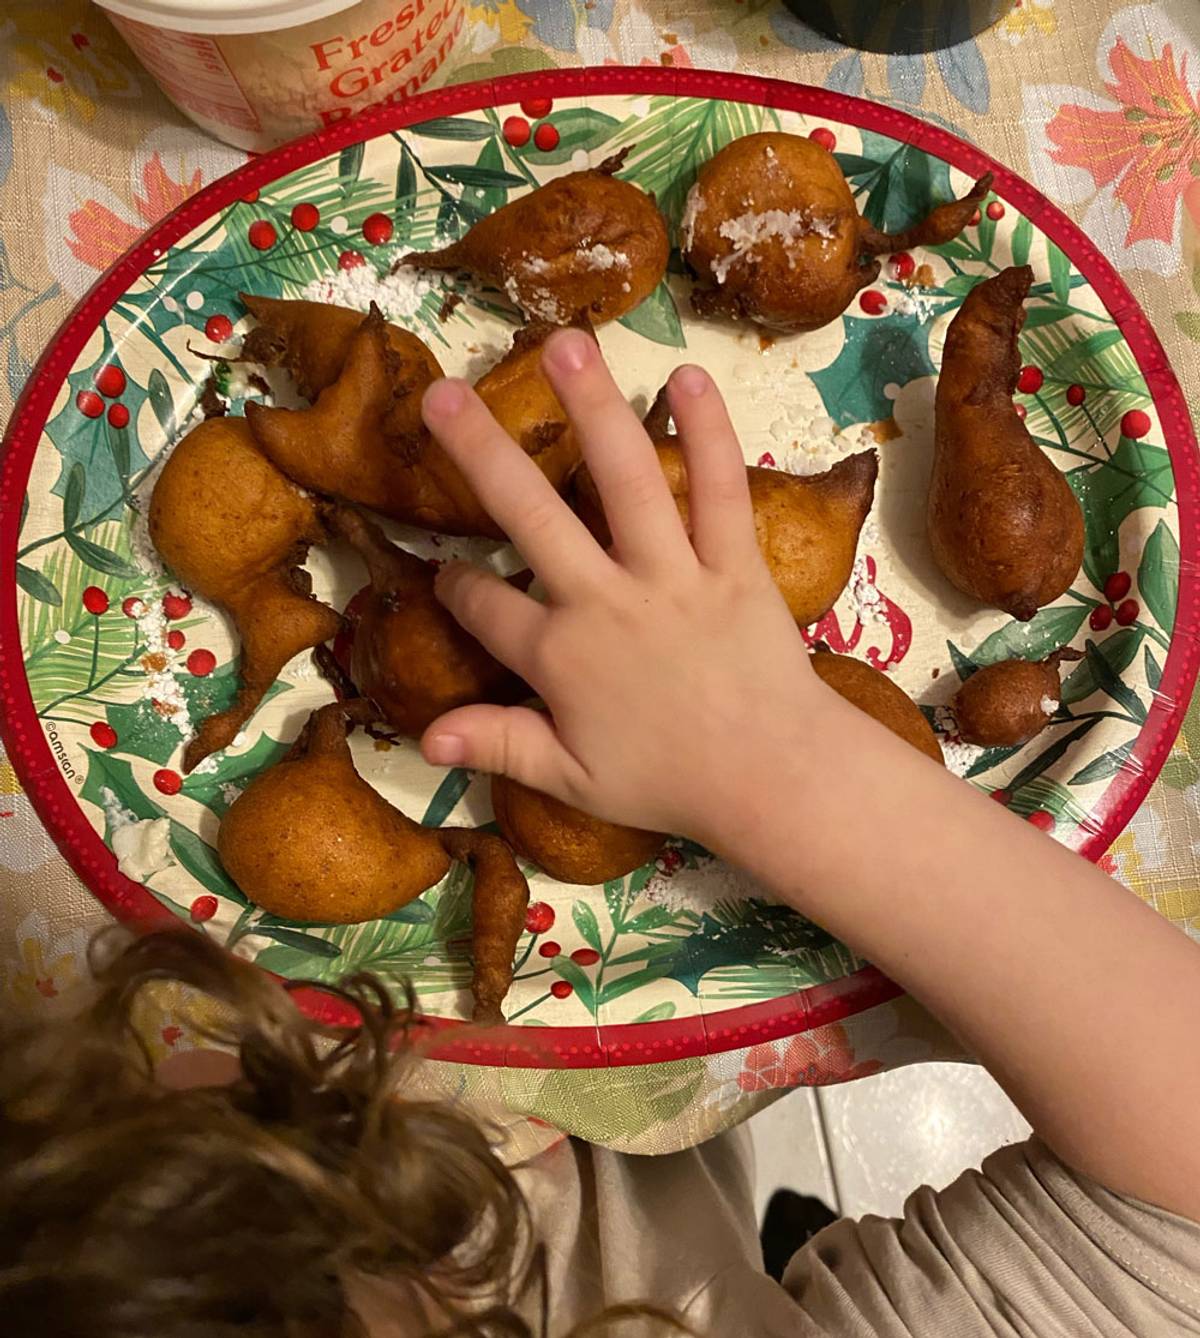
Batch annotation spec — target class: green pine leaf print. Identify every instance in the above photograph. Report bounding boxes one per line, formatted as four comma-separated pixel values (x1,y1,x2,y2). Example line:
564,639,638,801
15,562,61,606
969,604,1089,667
1010,214,1033,268
1059,628,1144,705
169,822,249,904
572,900,603,952
1138,519,1180,633
180,733,288,815
412,115,495,140
810,311,935,429
80,747,162,831
1067,437,1174,590
1069,742,1134,786
421,767,471,826
617,279,685,348
1080,638,1146,722
850,131,954,236
1047,242,1072,304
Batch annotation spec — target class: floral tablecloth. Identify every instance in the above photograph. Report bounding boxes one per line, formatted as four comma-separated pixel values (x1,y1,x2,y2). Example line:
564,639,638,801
2,0,1199,1153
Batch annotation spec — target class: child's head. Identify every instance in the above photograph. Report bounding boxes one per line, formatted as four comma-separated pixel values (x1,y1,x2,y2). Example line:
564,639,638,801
0,930,575,1337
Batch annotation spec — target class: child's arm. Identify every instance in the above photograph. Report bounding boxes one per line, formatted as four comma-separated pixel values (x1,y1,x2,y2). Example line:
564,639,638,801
420,329,1200,1222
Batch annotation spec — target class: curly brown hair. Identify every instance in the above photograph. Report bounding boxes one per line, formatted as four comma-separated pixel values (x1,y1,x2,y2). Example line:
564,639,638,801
0,930,686,1338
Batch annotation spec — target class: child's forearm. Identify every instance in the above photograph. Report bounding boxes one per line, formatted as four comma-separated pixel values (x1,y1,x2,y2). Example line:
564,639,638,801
716,685,1200,1221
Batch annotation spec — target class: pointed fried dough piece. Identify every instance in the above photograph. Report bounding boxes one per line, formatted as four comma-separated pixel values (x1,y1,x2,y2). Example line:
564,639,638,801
148,417,341,772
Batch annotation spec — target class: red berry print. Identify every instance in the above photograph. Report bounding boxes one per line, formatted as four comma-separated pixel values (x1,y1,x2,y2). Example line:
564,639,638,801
241,188,260,203
808,127,836,151
1026,809,1055,832
570,947,600,966
538,941,561,958
162,591,192,620
1104,571,1131,602
890,251,915,280
1121,409,1151,439
1089,604,1114,631
82,585,109,614
71,31,89,49
989,789,1011,805
520,97,552,118
757,452,776,467
524,901,555,933
503,115,531,147
190,895,219,923
533,122,560,152
858,289,886,315
362,212,393,245
107,403,130,429
338,249,366,270
1066,383,1086,406
247,219,277,250
986,200,1005,220
161,1025,183,1046
290,202,320,231
205,313,234,343
46,67,64,83
186,648,216,676
76,389,104,418
167,629,186,651
969,207,982,226
153,768,182,795
1016,365,1043,394
1114,599,1139,626
94,364,126,397
1013,403,1028,421
121,595,145,618
550,980,574,999
89,721,117,749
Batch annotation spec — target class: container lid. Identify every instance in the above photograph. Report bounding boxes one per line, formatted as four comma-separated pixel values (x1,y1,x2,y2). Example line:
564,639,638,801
94,0,362,35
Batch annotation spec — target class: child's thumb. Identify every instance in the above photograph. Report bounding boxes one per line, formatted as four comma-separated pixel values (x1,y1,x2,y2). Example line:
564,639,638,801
420,703,577,797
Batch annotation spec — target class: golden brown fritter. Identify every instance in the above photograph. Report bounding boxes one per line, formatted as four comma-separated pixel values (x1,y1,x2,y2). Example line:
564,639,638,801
334,507,527,737
148,417,341,773
491,774,665,885
810,651,944,764
928,266,1084,620
683,133,989,333
218,702,529,1022
401,160,669,325
953,650,1080,747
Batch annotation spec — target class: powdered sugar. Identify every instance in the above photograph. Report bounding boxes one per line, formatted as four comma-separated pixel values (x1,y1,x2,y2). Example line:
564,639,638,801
849,555,888,626
1041,695,1058,716
300,262,435,321
891,284,937,321
711,209,840,283
134,597,191,738
641,852,776,912
580,243,629,271
100,787,174,881
680,184,705,252
504,273,565,323
931,704,985,777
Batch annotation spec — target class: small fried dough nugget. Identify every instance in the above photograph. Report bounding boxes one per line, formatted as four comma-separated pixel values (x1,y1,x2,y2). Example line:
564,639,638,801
952,650,1081,747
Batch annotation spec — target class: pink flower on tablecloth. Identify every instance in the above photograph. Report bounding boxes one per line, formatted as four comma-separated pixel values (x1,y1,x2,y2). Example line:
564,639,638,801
1022,5,1200,276
1046,38,1199,247
736,1026,883,1093
4,910,90,1014
43,128,245,297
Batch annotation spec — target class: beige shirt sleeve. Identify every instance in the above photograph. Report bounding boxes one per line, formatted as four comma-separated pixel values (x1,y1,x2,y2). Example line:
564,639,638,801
518,1132,1200,1336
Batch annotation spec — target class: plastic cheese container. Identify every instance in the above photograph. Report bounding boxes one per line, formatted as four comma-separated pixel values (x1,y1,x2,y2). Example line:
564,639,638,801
93,0,467,152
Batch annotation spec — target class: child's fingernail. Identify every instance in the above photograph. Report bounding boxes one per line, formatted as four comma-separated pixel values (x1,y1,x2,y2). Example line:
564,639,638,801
673,364,709,397
425,733,467,765
423,378,468,418
544,328,594,374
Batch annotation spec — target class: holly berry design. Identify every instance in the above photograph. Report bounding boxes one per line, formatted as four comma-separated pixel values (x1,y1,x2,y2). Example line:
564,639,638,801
1090,570,1138,630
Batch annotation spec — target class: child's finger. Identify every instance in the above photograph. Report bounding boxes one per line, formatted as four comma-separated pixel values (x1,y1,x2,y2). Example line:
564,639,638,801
421,378,610,600
666,365,758,570
434,561,546,680
421,703,587,799
540,329,693,577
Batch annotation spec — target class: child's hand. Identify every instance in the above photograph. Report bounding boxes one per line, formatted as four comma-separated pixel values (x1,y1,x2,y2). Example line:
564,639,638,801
419,328,819,847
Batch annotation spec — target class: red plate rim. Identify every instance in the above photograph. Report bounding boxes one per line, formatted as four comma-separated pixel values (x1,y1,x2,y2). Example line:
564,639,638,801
2,66,1197,1069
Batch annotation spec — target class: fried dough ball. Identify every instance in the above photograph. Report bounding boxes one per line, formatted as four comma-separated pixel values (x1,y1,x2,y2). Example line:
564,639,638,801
218,703,529,1023
401,155,669,325
682,132,990,333
574,427,877,628
952,650,1081,747
928,266,1085,620
333,507,526,737
810,651,943,764
148,417,340,773
491,775,666,885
